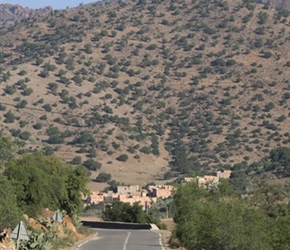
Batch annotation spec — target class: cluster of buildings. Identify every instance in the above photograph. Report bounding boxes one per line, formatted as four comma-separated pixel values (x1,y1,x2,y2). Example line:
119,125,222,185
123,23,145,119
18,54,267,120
184,170,232,187
85,184,174,209
85,170,232,209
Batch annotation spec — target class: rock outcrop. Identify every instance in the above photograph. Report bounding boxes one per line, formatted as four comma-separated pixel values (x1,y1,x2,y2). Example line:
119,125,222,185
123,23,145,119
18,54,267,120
0,228,16,250
0,4,53,26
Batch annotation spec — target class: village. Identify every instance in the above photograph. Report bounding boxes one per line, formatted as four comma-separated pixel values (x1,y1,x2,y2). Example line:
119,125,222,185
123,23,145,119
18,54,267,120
85,170,232,209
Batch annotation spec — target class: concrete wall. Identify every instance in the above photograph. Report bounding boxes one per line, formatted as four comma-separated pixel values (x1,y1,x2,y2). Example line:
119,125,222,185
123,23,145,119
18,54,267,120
81,220,152,230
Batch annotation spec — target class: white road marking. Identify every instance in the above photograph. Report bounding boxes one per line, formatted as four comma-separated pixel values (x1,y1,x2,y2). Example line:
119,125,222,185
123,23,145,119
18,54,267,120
77,239,88,249
76,232,98,250
159,233,166,250
122,232,131,250
76,230,165,250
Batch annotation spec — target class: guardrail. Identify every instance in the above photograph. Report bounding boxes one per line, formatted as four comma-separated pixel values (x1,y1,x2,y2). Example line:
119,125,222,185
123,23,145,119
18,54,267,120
81,220,152,230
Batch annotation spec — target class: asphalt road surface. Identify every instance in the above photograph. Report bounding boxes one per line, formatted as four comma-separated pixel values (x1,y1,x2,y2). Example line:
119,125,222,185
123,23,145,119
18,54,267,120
76,229,165,250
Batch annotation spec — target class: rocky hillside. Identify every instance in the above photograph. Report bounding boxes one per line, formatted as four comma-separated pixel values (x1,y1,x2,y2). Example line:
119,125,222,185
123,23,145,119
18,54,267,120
0,0,290,187
0,4,53,26
257,0,290,10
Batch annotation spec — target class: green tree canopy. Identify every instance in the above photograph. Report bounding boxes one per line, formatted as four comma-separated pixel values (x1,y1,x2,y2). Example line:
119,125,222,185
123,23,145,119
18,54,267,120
0,133,19,169
0,174,22,230
173,183,272,250
102,201,147,223
267,147,290,176
4,153,89,216
102,200,162,227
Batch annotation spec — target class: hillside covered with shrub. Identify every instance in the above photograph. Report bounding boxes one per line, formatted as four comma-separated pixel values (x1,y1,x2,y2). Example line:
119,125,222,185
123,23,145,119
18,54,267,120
0,0,290,185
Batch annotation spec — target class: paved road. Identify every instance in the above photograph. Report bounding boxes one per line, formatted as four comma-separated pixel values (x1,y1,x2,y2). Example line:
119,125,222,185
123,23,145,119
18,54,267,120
76,229,165,250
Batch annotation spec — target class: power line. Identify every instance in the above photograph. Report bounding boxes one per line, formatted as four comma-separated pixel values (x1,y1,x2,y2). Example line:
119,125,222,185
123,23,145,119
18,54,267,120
1,101,65,115
0,101,150,128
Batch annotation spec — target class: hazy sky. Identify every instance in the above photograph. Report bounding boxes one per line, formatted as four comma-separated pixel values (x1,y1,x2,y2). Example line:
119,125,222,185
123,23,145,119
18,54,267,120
2,1,97,9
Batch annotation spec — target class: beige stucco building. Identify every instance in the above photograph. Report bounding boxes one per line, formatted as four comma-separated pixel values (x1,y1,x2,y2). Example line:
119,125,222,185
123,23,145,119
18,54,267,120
86,184,174,208
184,170,232,187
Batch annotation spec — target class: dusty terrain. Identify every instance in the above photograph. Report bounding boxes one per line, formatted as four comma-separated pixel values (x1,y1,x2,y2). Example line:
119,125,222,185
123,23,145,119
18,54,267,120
0,0,290,189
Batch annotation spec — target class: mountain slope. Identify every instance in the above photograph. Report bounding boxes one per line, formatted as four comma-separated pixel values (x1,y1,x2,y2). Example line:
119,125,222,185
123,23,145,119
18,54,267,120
0,4,53,26
0,0,290,187
257,0,290,10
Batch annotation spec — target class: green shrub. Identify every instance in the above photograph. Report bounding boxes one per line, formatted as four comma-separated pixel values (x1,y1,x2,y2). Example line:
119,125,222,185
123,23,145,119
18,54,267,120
95,172,112,182
116,154,128,162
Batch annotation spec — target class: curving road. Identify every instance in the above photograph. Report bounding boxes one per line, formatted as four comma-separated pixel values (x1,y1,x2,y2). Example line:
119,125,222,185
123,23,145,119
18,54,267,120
76,229,165,250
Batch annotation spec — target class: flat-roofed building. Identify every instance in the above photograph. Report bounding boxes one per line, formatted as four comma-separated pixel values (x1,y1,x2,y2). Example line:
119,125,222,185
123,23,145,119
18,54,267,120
117,185,140,194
